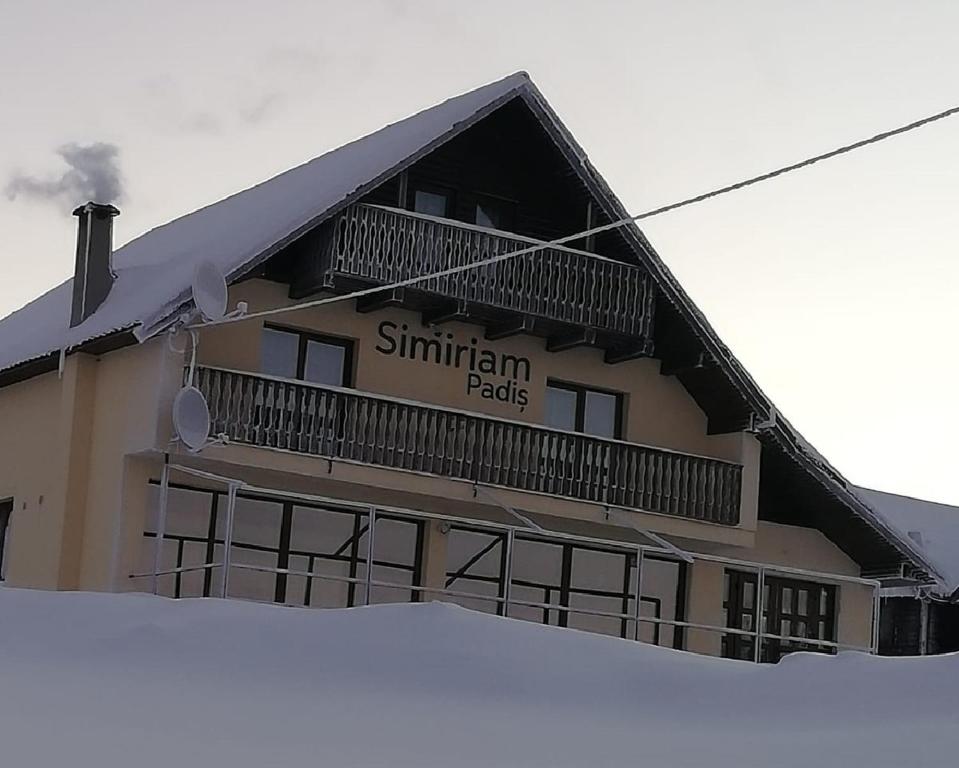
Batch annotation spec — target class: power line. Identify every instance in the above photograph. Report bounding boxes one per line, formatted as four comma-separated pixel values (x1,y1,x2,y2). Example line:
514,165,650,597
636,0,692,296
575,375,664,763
611,101,959,229
193,100,959,328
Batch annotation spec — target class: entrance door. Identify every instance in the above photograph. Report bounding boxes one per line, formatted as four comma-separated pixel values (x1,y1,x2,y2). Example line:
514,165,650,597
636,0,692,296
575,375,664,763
723,569,838,662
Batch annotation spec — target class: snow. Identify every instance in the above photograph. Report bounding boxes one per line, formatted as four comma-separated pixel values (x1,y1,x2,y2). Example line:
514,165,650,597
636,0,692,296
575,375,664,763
0,72,531,373
0,588,956,767
856,486,959,594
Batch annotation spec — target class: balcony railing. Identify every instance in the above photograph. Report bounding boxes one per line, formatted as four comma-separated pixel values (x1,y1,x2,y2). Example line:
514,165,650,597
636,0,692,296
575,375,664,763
313,204,655,340
196,367,742,525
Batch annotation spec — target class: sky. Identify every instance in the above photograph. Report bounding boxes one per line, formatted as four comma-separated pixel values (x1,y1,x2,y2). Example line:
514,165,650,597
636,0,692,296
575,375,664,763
1,0,957,505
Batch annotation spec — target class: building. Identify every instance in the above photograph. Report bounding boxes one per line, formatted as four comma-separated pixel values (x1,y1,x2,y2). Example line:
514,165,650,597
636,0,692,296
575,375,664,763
0,72,945,662
855,487,959,655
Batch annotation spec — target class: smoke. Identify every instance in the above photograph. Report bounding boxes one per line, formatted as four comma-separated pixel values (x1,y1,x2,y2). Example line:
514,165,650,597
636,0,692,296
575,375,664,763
5,142,124,208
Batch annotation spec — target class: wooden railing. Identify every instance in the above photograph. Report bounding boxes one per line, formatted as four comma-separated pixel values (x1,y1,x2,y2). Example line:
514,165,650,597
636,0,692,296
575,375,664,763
318,204,655,339
196,367,742,525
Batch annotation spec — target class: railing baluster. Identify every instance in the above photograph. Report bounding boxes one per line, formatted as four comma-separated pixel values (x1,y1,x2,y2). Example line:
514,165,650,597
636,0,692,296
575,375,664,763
318,205,652,340
193,368,741,526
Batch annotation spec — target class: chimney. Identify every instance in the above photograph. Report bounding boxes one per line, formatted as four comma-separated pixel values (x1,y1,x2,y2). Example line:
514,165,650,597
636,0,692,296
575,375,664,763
70,202,119,327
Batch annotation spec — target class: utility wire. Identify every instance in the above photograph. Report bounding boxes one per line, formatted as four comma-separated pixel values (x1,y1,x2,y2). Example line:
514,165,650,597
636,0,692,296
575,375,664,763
192,101,959,329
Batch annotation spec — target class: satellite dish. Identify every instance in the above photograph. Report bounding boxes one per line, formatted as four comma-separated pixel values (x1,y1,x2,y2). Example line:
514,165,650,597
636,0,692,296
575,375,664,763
192,260,228,322
173,385,211,451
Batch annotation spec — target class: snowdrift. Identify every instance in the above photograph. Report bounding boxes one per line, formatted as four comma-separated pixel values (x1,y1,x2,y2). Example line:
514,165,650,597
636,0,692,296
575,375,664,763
0,588,956,767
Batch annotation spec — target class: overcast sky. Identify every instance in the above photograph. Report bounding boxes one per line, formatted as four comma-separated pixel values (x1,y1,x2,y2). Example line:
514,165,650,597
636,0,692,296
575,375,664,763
1,1,957,505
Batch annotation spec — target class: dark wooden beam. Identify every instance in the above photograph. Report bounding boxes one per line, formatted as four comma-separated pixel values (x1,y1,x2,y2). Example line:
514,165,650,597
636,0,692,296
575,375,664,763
484,315,535,341
660,351,709,377
422,299,469,327
707,411,752,435
546,327,596,353
356,287,407,314
603,340,654,365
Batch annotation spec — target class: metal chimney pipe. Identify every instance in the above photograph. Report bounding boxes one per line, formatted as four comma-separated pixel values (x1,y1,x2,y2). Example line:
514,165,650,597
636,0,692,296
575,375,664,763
70,202,119,327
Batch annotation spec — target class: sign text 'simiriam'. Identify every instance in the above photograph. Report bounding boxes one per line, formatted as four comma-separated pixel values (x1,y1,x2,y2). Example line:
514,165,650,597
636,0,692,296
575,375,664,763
375,320,530,412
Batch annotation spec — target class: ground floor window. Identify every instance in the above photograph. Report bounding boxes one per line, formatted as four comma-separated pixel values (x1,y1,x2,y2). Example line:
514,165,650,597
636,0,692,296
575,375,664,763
141,483,423,605
0,498,11,580
722,569,837,662
141,482,690,649
443,525,687,648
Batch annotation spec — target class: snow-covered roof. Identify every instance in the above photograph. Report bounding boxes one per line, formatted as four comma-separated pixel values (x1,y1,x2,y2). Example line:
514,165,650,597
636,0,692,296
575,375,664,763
856,486,959,595
0,72,531,373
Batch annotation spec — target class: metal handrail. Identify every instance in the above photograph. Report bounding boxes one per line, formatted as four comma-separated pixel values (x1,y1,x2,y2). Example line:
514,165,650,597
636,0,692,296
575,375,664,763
134,560,873,654
140,461,881,659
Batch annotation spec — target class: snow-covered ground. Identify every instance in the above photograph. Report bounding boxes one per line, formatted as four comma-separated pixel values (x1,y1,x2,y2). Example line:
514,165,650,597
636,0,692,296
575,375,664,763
0,588,956,767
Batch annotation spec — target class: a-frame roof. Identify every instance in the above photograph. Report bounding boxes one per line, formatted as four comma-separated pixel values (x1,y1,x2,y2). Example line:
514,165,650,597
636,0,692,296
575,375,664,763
0,73,530,374
0,72,943,586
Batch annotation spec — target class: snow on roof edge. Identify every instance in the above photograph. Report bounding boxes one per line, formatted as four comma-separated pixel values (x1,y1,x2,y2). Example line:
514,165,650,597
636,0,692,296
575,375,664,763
854,485,959,594
514,77,945,582
0,71,532,374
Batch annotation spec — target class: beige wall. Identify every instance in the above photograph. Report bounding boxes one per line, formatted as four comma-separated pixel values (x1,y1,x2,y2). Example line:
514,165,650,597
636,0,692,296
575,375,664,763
0,276,875,659
199,280,745,462
0,369,72,589
685,560,726,655
196,279,761,536
0,338,184,592
76,339,184,589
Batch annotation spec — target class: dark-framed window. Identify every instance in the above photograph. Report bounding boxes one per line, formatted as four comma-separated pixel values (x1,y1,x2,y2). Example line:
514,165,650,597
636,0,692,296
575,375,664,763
261,325,354,387
0,498,12,580
443,523,687,648
722,569,838,662
408,182,455,219
545,380,623,439
474,194,516,231
141,481,424,605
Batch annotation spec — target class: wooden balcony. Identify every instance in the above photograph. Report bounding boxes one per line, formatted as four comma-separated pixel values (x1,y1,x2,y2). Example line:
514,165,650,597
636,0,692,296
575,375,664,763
196,367,742,526
294,204,655,355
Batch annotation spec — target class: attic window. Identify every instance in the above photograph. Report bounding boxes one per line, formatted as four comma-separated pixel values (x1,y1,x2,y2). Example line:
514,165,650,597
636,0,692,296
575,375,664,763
412,186,453,218
474,196,514,231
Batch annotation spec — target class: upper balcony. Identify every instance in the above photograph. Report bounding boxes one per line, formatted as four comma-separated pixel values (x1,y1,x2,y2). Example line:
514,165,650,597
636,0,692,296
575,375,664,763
292,204,655,358
195,366,743,526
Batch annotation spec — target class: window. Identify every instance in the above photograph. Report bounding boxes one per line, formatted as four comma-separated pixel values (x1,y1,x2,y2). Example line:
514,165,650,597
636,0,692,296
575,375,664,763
0,498,11,580
140,483,423,605
474,195,515,231
261,326,353,387
545,381,622,439
722,569,838,662
443,524,687,647
443,526,508,615
411,185,453,218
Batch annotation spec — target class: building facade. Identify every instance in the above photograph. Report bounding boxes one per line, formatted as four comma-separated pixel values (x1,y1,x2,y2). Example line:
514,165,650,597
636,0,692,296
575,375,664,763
0,73,942,661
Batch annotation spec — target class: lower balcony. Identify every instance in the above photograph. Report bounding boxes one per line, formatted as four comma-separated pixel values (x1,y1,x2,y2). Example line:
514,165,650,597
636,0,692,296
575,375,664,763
194,366,743,526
